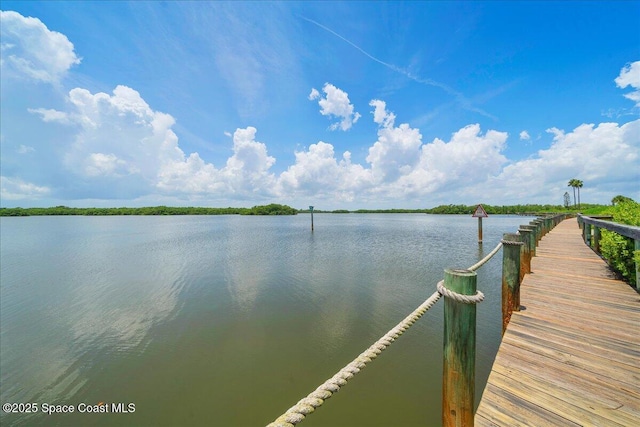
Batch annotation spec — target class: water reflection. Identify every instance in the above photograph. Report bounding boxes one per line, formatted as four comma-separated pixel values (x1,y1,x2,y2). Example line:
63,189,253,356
0,217,193,408
0,214,533,426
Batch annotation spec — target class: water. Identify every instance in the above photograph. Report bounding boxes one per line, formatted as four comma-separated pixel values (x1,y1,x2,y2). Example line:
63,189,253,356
0,214,531,426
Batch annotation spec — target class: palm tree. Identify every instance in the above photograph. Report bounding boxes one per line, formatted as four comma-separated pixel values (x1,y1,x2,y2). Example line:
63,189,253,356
575,180,583,209
568,179,578,207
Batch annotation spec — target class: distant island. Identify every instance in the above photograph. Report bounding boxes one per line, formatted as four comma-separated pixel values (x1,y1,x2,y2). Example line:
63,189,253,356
0,203,610,217
0,203,298,216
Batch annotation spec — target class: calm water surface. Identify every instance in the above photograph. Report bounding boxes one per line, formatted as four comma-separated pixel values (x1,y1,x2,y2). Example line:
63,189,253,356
0,214,531,426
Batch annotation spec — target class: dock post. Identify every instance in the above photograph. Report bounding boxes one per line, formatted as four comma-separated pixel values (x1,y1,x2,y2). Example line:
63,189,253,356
532,220,543,244
501,233,522,335
518,228,533,275
442,268,477,427
520,225,537,257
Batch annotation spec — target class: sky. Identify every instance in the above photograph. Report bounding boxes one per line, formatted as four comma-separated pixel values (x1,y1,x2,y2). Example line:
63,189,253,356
1,1,639,210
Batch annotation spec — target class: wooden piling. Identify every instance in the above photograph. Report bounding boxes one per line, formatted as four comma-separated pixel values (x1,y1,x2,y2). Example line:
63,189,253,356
501,233,521,335
442,268,477,427
520,225,537,257
518,228,533,275
530,220,542,244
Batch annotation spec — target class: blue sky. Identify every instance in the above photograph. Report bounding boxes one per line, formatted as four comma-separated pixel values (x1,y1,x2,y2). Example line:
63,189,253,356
1,1,638,209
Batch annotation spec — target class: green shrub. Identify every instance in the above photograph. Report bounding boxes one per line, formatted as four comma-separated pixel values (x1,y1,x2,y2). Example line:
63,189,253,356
599,200,640,284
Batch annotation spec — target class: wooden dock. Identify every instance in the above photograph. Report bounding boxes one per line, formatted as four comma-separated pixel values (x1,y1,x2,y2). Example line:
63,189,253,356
475,217,640,426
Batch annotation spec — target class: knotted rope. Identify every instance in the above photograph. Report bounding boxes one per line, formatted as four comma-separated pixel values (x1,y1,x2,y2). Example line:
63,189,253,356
436,280,484,304
500,239,524,246
266,290,442,427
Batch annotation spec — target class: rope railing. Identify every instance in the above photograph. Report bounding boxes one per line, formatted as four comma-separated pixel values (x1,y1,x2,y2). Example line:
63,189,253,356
266,290,442,427
468,241,503,271
266,241,504,427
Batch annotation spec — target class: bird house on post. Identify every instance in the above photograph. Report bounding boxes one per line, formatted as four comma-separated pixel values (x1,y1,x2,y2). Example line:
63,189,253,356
472,204,488,244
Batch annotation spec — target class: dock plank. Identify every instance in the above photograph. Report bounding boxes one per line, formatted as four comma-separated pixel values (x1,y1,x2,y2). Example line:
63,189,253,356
475,218,640,426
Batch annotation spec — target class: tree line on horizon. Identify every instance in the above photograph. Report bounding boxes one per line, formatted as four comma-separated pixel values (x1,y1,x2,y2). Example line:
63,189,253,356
0,204,298,217
2,201,632,217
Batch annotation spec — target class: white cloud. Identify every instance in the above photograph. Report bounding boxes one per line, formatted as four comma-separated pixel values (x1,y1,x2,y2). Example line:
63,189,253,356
309,83,361,131
388,124,508,198
0,10,80,84
0,176,50,200
519,130,530,140
223,127,276,190
158,127,277,197
615,61,640,106
366,100,422,182
84,153,129,177
22,85,277,200
370,99,395,128
277,102,509,204
469,119,640,203
308,88,320,100
277,141,371,202
28,108,71,124
60,85,182,186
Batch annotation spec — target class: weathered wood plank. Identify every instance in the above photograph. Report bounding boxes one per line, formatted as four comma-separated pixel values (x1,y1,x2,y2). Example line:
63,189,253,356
475,218,640,426
475,383,579,427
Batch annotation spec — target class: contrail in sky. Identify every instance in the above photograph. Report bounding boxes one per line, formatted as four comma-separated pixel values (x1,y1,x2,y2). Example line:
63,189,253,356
300,16,496,120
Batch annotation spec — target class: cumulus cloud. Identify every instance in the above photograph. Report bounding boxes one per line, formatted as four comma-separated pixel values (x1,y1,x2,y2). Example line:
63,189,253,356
469,119,640,203
0,176,50,200
370,124,507,201
519,130,530,140
366,99,422,182
615,61,640,106
309,83,361,130
277,141,371,202
28,107,72,124
276,101,509,203
25,85,277,200
0,10,80,84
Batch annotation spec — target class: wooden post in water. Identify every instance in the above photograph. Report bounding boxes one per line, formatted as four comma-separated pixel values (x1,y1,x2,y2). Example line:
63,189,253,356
442,268,477,427
520,225,537,257
309,205,314,232
472,204,488,244
518,228,533,276
501,233,522,335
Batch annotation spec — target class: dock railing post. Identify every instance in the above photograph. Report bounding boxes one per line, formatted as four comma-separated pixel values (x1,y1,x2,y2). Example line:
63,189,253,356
518,228,533,275
593,226,601,253
520,225,537,257
583,223,591,247
530,220,542,244
635,239,640,290
501,233,522,335
442,268,477,427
